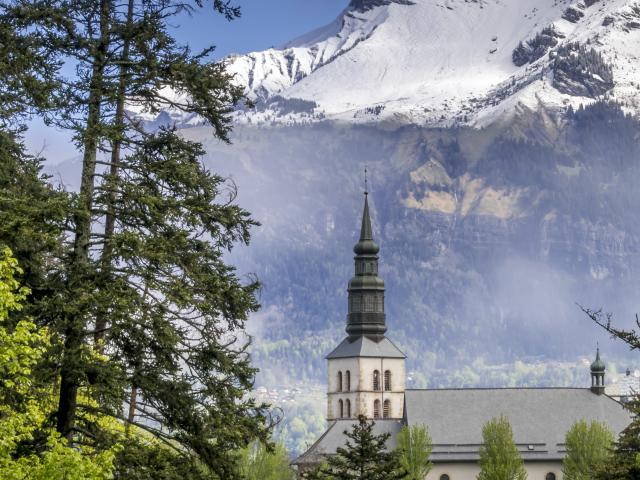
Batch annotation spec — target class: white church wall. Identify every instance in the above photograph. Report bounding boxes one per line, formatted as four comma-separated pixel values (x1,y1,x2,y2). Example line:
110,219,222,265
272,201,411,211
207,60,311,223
327,358,360,393
427,461,563,480
327,356,406,419
358,357,405,419
327,357,361,420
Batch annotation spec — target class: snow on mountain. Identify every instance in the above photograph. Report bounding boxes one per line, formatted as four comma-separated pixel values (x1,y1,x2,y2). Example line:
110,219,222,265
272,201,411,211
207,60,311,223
219,0,640,127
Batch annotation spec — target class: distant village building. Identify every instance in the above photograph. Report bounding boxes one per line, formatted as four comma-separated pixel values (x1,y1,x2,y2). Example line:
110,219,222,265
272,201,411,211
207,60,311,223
607,369,640,404
293,191,631,479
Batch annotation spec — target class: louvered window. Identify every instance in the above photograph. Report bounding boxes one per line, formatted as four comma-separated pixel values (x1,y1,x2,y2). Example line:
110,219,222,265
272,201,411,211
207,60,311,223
373,370,380,391
373,399,380,419
383,400,391,418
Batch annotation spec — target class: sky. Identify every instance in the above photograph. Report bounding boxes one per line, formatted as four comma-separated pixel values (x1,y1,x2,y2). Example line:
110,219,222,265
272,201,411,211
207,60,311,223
25,0,350,163
172,0,349,59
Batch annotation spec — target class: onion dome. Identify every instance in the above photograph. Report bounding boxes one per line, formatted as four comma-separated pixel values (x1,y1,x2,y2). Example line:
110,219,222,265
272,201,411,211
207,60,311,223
591,347,606,372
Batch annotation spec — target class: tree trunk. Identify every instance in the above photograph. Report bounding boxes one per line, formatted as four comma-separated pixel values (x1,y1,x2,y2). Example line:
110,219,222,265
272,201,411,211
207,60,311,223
125,385,137,437
95,0,134,350
57,0,112,440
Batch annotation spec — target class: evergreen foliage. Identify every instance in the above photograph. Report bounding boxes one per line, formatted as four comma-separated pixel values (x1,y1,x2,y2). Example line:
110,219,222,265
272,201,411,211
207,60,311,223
553,42,614,97
1,0,273,477
0,133,68,313
477,416,527,480
594,396,640,480
512,26,563,67
320,415,406,480
563,420,613,480
396,424,433,480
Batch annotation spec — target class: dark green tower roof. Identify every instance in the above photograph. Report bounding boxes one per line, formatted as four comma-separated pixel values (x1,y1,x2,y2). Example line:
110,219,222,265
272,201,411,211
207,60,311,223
353,193,379,255
591,347,606,372
346,192,386,341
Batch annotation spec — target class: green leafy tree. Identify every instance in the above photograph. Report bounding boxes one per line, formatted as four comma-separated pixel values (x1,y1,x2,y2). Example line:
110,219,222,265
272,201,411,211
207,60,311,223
396,424,433,480
477,416,527,480
563,420,613,480
238,441,295,480
0,248,117,479
321,415,406,480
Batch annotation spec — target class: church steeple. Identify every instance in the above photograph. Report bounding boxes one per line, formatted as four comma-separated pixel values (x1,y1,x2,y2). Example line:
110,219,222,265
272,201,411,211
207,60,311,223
346,191,386,340
590,346,606,395
325,182,405,422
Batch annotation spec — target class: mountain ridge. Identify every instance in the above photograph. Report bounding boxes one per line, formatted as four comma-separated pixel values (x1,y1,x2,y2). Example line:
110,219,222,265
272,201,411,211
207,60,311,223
214,0,640,128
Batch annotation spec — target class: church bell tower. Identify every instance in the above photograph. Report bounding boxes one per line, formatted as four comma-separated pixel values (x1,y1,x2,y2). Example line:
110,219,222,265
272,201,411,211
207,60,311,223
325,188,406,421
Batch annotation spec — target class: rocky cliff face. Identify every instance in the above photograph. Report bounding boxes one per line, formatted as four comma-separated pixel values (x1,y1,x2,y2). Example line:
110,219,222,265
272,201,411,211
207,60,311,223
167,100,640,386
115,1,640,387
349,0,415,13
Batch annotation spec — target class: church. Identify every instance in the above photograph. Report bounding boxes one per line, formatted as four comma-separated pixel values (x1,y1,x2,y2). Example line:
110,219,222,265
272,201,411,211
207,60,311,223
293,191,631,480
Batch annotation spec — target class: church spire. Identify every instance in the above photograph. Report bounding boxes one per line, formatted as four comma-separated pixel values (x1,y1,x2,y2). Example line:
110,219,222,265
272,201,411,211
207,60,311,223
590,345,606,395
346,190,386,340
354,193,379,255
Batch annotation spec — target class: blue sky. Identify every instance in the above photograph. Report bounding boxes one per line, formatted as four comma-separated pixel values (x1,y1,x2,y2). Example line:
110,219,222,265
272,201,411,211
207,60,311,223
173,0,349,59
27,0,350,163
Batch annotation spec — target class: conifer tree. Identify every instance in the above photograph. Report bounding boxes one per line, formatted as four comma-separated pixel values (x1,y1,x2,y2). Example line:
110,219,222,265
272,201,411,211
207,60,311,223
477,416,527,480
3,1,272,477
595,396,640,480
321,415,407,480
563,420,613,480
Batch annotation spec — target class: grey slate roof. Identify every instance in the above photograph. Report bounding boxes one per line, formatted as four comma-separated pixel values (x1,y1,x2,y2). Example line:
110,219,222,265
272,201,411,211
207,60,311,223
294,388,631,466
326,335,406,359
294,419,404,466
405,388,631,462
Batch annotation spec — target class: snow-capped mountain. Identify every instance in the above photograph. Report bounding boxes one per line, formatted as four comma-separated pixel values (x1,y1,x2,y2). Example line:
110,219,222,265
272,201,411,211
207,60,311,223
220,0,640,127
49,0,640,418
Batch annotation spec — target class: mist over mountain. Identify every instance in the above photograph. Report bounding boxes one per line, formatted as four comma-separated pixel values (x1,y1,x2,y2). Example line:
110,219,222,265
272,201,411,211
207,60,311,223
48,0,640,393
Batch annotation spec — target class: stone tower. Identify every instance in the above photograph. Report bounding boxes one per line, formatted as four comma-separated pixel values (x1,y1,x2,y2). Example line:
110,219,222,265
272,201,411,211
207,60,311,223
326,191,406,421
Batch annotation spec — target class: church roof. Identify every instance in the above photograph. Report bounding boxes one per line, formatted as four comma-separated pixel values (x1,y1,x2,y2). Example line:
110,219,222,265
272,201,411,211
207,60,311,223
293,419,403,466
326,335,406,359
405,388,631,462
294,388,631,466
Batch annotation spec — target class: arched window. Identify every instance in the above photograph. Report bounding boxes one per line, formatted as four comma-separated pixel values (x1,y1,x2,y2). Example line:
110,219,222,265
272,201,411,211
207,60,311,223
346,399,351,418
338,399,344,418
373,399,380,419
545,474,556,480
373,370,380,391
383,399,391,418
384,370,391,391
337,371,342,392
345,370,351,392
440,475,450,480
